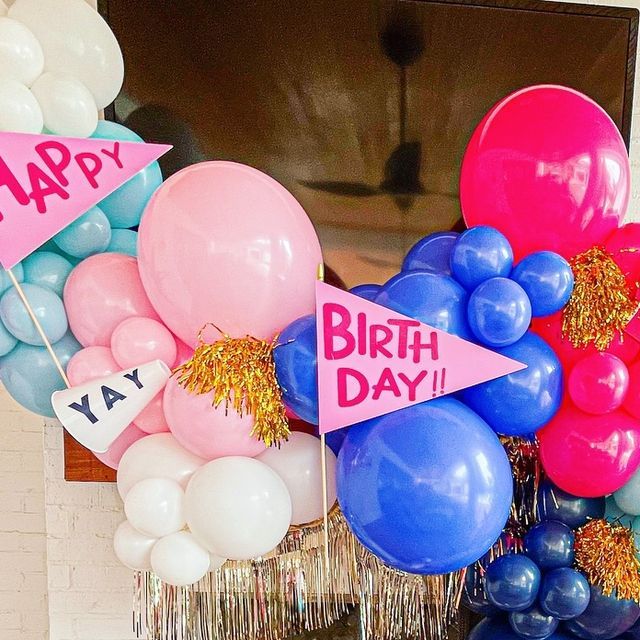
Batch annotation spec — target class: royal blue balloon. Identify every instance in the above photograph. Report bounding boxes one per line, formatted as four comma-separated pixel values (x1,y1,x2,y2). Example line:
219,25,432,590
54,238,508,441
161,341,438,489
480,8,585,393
462,563,500,616
273,314,318,424
537,481,606,529
468,277,532,347
106,229,138,257
0,283,67,346
509,604,559,639
402,232,460,276
625,616,640,640
0,332,81,417
450,226,513,290
511,252,574,318
0,261,23,294
349,284,380,301
375,271,472,339
462,332,562,436
524,521,574,570
92,121,163,229
325,427,349,456
0,321,17,356
539,568,590,620
53,206,112,258
485,554,541,612
337,398,512,574
469,618,521,640
604,495,635,528
22,251,73,297
565,585,640,640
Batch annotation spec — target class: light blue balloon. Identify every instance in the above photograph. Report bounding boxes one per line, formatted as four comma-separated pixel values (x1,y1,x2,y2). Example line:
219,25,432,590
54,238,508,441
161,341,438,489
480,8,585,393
0,332,81,417
0,321,17,356
0,262,23,295
53,206,112,258
0,283,68,346
23,252,73,297
605,495,635,528
613,468,640,516
106,229,138,257
92,121,163,229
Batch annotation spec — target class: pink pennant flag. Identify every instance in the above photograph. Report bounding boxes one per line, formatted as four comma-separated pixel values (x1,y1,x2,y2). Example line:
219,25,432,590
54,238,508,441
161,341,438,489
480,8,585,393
0,131,171,268
315,281,527,434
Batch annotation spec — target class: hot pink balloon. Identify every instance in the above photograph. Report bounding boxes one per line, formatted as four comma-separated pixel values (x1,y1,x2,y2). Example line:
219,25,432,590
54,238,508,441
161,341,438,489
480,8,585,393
163,376,266,460
133,393,169,435
64,253,159,347
94,423,146,470
67,345,119,385
623,362,640,420
605,223,640,293
461,85,629,261
138,161,322,346
111,316,177,370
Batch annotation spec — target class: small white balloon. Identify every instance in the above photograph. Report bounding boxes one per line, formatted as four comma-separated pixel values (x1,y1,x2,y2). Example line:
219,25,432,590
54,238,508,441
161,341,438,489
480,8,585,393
31,71,97,137
0,17,43,85
117,433,205,500
0,77,42,132
150,531,210,587
9,0,124,108
257,432,337,525
185,456,292,560
113,520,157,571
124,477,186,538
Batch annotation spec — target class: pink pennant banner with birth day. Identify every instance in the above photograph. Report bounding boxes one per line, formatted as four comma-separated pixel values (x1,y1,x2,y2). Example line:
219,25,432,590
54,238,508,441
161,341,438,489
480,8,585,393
315,281,527,434
0,131,171,269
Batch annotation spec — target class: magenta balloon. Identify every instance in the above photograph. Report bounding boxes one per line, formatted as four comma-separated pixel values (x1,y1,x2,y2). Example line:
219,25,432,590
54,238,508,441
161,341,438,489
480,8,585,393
461,85,629,261
138,162,322,346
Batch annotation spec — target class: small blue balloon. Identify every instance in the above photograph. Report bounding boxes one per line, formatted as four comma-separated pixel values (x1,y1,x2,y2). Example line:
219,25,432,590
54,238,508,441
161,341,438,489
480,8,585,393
485,554,541,612
0,262,24,294
375,271,472,339
463,332,562,436
92,120,145,143
539,568,591,620
604,495,635,528
349,284,380,301
524,521,574,570
537,481,605,529
106,228,138,257
337,398,512,574
450,226,514,290
402,232,460,275
53,206,112,258
511,252,574,318
462,563,501,616
613,468,640,517
325,427,349,456
509,604,559,639
22,251,73,297
0,283,67,346
0,332,81,417
469,618,521,640
0,320,17,356
468,277,532,347
273,315,318,424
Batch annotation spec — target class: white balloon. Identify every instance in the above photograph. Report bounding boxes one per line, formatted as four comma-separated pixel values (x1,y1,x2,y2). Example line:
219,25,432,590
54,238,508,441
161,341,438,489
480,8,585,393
150,531,210,587
185,456,292,560
209,553,226,572
113,520,157,571
0,77,42,132
9,0,123,108
117,433,205,500
257,432,337,525
31,71,97,137
0,17,43,85
0,2,7,16
124,477,186,538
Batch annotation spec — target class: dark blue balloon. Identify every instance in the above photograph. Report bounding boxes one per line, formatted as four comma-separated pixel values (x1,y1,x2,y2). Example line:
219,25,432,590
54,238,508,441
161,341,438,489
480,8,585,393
511,252,574,318
509,604,559,639
524,521,574,570
349,284,381,301
485,554,541,612
375,271,472,339
450,226,514,290
337,398,512,574
462,563,500,616
565,585,640,640
462,332,562,436
469,618,521,640
537,481,606,529
402,231,460,276
625,615,640,640
273,315,318,424
539,568,591,620
325,427,349,456
468,277,532,347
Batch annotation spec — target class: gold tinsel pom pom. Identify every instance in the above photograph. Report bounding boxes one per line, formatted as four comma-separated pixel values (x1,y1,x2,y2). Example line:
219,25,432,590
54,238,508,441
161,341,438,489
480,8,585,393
562,246,639,351
574,518,640,602
173,325,289,447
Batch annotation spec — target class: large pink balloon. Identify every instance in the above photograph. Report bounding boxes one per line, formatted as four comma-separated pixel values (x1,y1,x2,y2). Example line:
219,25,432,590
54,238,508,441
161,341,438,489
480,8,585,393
64,253,159,346
163,376,266,460
138,161,322,346
461,85,629,261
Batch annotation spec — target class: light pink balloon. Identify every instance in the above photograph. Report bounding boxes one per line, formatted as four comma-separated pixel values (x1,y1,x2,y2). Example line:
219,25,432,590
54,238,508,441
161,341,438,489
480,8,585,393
94,423,146,470
67,345,119,385
133,392,169,434
63,253,159,347
138,161,322,346
111,316,177,369
174,339,193,366
163,376,266,460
